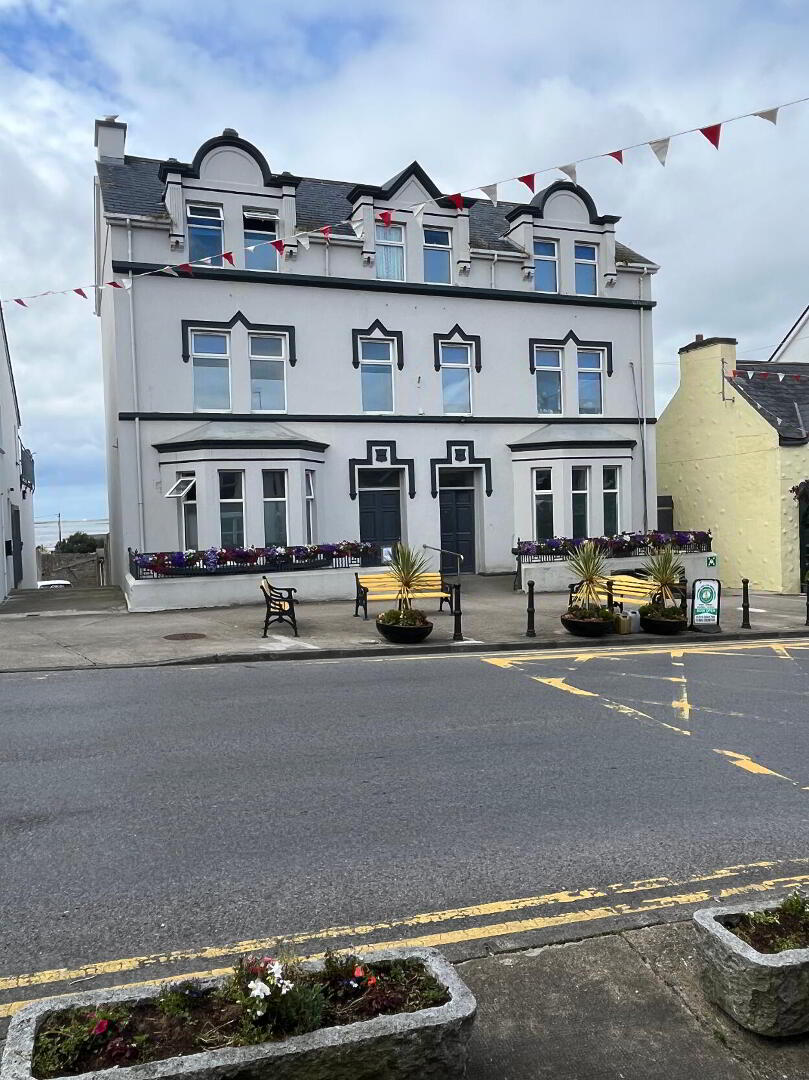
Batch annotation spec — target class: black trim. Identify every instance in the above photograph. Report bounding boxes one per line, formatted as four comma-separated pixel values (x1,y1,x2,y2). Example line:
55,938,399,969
182,311,297,365
351,319,404,371
529,331,613,377
160,457,325,466
113,261,655,310
678,335,738,355
430,441,493,497
154,438,329,453
158,134,301,188
508,439,636,451
504,181,620,226
433,325,482,373
120,411,658,425
348,441,416,500
345,160,443,204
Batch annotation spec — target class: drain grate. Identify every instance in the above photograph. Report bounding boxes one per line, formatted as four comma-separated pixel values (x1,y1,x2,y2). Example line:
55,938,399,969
163,632,207,641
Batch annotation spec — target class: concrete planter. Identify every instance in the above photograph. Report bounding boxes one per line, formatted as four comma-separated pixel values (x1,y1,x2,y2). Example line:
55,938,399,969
1,949,476,1080
694,900,809,1036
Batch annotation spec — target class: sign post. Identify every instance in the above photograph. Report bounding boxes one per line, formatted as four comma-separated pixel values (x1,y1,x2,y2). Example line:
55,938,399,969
691,578,721,633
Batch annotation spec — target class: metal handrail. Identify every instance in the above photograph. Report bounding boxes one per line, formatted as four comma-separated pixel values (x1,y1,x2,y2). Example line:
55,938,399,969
422,543,464,580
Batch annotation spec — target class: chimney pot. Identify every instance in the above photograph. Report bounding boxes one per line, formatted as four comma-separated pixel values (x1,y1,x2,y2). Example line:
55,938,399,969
695,333,703,343
222,128,239,137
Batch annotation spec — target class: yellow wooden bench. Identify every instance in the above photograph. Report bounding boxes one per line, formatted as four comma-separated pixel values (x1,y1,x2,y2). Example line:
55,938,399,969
569,571,686,612
354,571,453,619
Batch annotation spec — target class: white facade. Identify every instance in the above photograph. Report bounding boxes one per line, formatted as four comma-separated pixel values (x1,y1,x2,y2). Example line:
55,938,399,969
94,121,658,604
0,305,36,600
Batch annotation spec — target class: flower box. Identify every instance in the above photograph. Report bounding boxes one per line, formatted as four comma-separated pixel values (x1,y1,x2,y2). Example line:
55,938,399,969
694,900,809,1035
1,949,477,1080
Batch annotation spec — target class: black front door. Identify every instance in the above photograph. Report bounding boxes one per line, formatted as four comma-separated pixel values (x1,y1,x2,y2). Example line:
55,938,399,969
358,470,402,551
10,504,23,588
439,471,476,573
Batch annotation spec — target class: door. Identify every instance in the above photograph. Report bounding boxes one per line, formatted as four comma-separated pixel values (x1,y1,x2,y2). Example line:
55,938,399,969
800,498,809,593
439,470,476,573
10,504,23,588
358,469,402,553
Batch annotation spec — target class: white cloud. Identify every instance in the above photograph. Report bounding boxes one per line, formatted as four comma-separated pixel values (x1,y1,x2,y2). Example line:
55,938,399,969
1,0,808,519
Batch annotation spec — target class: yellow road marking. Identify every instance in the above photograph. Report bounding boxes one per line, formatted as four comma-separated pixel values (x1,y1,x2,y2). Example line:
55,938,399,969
483,638,809,668
532,676,597,697
5,869,809,1021
601,699,691,736
714,749,797,782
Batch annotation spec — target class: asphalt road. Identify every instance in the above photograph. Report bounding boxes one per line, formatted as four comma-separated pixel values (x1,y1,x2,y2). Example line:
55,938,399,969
3,638,809,1021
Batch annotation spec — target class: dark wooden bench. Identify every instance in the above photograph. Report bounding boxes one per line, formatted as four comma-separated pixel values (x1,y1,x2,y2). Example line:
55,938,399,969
260,577,298,637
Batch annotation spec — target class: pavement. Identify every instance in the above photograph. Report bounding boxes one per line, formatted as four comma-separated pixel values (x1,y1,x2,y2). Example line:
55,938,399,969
0,575,808,672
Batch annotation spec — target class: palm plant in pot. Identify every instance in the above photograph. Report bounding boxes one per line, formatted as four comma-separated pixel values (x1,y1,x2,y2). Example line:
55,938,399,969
639,546,687,634
561,540,615,637
376,543,435,644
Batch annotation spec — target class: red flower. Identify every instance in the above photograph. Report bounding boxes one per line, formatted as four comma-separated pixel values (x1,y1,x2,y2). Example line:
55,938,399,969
353,965,364,979
367,975,377,986
92,1019,109,1036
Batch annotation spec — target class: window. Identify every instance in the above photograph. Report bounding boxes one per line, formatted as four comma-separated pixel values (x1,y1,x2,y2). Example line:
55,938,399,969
187,205,223,265
176,472,198,550
535,347,563,414
574,242,597,295
359,338,394,413
219,471,244,547
603,466,620,536
244,211,278,271
192,331,230,411
440,343,472,414
305,470,316,544
262,470,287,546
577,349,603,415
375,223,405,280
423,227,451,284
533,240,558,293
163,476,196,499
250,333,286,411
534,469,554,539
571,466,589,539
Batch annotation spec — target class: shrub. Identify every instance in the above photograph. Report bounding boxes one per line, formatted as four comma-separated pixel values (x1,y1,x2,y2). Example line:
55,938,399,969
378,608,429,626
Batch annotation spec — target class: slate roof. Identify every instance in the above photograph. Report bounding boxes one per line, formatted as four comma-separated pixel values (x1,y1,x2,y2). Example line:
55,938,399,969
97,154,655,264
727,362,809,444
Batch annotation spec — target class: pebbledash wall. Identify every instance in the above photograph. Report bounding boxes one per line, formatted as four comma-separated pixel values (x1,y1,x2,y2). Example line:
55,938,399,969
94,120,659,609
0,304,36,601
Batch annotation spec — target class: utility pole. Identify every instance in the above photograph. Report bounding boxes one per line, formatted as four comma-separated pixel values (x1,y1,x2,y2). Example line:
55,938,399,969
57,513,62,544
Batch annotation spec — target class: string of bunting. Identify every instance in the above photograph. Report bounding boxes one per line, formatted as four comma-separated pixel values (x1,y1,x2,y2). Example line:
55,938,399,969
2,92,808,309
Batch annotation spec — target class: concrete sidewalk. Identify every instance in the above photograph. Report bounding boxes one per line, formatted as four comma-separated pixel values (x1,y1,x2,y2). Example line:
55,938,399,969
462,921,809,1079
0,575,807,672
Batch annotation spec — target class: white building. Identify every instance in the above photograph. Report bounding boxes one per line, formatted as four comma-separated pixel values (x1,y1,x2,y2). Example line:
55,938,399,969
93,119,658,608
0,303,36,600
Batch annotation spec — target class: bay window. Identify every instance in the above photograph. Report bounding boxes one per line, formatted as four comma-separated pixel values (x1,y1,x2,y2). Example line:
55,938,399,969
262,470,287,546
534,468,554,539
305,470,316,544
571,466,589,539
219,471,244,547
603,466,620,536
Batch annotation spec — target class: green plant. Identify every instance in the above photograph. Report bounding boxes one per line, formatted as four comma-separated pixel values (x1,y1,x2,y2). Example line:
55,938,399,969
779,889,808,918
377,608,429,626
564,605,614,621
54,531,98,553
386,543,431,610
642,546,685,606
639,603,686,621
567,541,608,610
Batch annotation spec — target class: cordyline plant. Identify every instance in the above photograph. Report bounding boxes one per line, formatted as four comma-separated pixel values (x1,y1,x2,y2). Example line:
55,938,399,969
387,543,431,610
642,546,685,605
567,540,608,609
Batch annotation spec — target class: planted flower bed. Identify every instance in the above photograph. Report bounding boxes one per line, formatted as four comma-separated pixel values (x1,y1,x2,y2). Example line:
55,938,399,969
2,949,476,1080
129,541,380,580
518,530,711,562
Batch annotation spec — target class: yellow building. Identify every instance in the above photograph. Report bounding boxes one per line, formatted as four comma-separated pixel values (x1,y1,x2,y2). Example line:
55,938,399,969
657,331,809,594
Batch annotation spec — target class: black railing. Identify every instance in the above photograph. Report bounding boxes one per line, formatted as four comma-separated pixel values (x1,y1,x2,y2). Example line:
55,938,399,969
516,533,712,565
129,545,381,581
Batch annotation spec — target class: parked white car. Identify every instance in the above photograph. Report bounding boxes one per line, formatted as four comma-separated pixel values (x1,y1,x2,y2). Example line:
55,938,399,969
37,579,72,589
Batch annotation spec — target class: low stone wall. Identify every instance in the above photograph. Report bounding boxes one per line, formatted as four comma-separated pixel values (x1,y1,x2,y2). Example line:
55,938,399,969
37,551,102,587
124,564,390,612
519,550,720,593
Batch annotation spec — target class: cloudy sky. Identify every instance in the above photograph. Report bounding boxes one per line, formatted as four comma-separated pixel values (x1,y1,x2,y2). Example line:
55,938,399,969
1,0,808,523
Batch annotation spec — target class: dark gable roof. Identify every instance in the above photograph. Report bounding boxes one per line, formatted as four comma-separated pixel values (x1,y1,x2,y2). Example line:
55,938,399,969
728,362,809,444
96,155,654,263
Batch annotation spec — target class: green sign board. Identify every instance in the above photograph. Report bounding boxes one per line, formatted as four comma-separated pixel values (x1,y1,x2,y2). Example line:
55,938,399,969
691,578,721,632
706,555,717,568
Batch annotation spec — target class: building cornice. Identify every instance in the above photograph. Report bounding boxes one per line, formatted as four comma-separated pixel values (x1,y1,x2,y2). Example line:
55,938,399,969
120,411,658,425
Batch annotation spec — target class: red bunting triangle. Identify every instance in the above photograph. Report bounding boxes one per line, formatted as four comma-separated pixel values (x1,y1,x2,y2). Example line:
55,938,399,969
222,252,234,266
73,288,88,299
518,173,535,193
13,298,28,307
271,239,285,255
106,280,124,288
700,123,721,149
176,263,193,274
448,193,464,211
608,150,623,164
377,210,393,228
321,226,332,240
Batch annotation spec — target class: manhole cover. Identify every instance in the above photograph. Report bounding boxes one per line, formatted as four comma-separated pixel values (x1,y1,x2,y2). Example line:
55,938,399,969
163,632,207,641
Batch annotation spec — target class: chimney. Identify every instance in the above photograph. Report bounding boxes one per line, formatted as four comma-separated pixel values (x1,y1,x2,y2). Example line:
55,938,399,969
95,116,127,161
695,333,703,343
678,334,737,357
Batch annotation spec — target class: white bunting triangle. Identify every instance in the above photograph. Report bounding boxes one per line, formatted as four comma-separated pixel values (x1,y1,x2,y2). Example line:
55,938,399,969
755,107,779,125
649,138,670,166
778,372,785,381
747,370,755,379
162,265,179,276
777,418,783,425
350,218,364,239
297,234,310,250
480,184,498,206
412,203,426,224
559,163,577,184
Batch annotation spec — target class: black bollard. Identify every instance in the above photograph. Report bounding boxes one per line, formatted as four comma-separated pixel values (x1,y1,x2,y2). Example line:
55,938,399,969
526,580,536,637
805,582,809,628
453,583,464,642
741,578,751,629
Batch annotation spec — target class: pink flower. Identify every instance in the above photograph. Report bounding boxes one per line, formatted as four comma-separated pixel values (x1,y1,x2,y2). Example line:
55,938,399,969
353,965,364,979
92,1019,109,1036
367,975,377,986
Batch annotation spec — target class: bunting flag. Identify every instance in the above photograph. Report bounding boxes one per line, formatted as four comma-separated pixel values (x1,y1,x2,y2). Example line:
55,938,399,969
377,210,393,227
608,150,623,164
700,123,722,149
73,288,88,299
106,280,125,288
558,163,577,184
756,107,779,125
350,218,364,238
271,239,285,255
480,183,498,206
162,265,179,276
321,226,332,241
13,298,27,307
176,263,193,274
297,234,310,250
747,371,755,379
518,173,535,193
447,193,464,211
649,137,670,166
412,203,426,223
222,251,234,266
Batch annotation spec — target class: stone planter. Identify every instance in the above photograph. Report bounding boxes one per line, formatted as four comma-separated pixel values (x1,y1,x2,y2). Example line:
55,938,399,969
1,949,476,1080
694,900,809,1036
376,618,434,644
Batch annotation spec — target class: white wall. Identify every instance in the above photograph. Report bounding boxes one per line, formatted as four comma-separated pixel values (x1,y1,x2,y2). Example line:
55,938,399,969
0,312,36,599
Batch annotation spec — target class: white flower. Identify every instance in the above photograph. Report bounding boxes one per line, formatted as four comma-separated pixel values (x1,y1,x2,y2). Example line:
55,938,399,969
279,979,294,995
270,961,284,981
248,979,271,999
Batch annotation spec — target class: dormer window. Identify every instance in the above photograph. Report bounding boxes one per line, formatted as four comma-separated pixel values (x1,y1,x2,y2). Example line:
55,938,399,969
375,224,405,281
574,243,598,295
187,205,223,265
423,228,451,284
244,211,278,271
533,240,558,293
